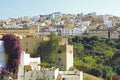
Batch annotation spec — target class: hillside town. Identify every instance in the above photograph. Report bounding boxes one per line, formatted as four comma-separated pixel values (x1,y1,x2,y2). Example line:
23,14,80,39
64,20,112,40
0,12,120,80
0,12,120,38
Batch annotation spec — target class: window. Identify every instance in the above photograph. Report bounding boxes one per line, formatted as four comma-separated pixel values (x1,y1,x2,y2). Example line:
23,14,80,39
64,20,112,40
58,58,61,61
26,42,28,45
33,49,35,51
70,51,72,53
58,50,62,54
63,78,65,80
26,49,28,52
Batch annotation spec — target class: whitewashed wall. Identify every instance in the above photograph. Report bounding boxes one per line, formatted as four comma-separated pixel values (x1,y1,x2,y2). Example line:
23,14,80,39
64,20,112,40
0,41,6,71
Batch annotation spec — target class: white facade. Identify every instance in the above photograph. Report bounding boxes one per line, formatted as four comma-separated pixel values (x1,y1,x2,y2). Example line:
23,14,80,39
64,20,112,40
89,12,96,16
3,24,23,29
24,68,58,80
103,15,109,22
104,21,113,28
0,41,6,71
31,16,40,22
24,68,83,80
23,52,41,70
21,16,31,21
45,20,52,24
59,71,83,80
18,51,24,80
52,12,62,25
52,12,62,21
79,13,84,19
60,27,87,36
66,45,73,70
17,52,41,80
48,26,58,32
103,15,113,28
81,21,91,26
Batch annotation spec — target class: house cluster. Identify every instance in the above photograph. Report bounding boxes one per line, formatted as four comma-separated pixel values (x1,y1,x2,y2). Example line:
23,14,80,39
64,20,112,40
0,12,120,38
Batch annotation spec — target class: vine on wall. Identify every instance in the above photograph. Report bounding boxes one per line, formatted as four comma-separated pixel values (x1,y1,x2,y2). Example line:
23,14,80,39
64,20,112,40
2,34,22,79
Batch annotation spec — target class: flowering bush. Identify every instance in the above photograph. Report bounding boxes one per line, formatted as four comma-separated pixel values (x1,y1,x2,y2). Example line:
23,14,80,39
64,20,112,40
1,68,9,74
2,34,22,79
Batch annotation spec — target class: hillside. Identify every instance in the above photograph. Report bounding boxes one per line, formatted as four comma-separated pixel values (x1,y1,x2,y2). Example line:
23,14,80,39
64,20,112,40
69,36,120,79
84,73,103,80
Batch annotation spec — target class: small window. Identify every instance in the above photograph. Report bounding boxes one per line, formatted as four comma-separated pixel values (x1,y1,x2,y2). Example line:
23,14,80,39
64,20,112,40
26,42,28,45
70,51,72,53
63,78,65,80
33,49,35,51
26,49,28,52
58,50,62,54
58,58,61,61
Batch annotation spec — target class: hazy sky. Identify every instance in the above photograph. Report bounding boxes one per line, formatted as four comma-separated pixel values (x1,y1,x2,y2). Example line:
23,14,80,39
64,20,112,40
0,0,120,19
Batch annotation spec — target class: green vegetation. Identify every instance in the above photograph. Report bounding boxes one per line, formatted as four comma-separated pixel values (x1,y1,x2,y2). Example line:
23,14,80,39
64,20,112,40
35,34,120,79
35,32,59,67
84,73,103,80
69,35,120,79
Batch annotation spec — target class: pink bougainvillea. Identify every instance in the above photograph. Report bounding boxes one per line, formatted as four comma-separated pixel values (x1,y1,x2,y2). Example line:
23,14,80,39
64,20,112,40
2,34,22,79
1,68,9,74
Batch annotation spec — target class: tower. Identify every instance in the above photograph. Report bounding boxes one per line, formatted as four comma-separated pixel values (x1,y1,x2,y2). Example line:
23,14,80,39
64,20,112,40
56,44,73,70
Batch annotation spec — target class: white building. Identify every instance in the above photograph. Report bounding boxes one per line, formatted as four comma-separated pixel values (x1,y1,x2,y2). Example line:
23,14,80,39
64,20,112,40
31,16,40,22
3,24,23,29
15,51,41,80
89,12,96,17
103,15,113,28
21,16,31,21
48,26,58,32
23,52,41,71
103,15,109,22
24,68,83,80
51,12,62,25
58,70,83,80
0,41,7,71
81,21,91,26
74,14,82,27
45,20,52,25
104,21,113,28
60,27,87,36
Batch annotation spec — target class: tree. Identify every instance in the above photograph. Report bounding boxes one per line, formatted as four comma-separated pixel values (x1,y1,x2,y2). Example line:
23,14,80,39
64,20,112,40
103,66,116,80
36,32,59,66
83,56,97,68
68,35,120,78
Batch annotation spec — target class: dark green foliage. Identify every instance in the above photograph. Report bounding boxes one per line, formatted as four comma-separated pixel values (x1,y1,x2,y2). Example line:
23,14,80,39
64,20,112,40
40,62,50,68
115,42,120,49
69,35,120,78
87,68,102,77
35,32,59,66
